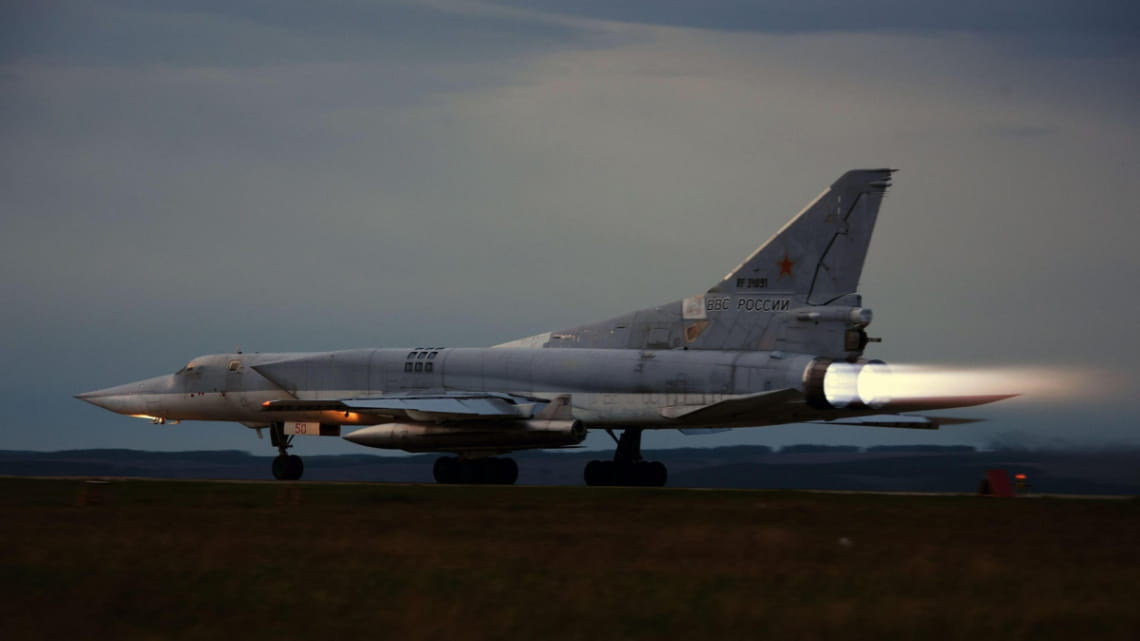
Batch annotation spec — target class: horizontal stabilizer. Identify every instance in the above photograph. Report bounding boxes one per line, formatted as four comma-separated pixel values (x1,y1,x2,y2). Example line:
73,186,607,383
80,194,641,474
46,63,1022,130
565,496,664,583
660,388,801,423
879,394,1017,414
812,414,984,430
678,428,734,435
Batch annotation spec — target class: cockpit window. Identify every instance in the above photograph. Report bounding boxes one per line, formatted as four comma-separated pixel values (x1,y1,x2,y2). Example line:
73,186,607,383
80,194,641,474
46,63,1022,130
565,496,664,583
228,360,241,372
175,362,197,375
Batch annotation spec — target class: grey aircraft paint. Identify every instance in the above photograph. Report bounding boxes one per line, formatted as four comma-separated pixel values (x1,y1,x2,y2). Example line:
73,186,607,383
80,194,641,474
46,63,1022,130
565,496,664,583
77,169,1010,485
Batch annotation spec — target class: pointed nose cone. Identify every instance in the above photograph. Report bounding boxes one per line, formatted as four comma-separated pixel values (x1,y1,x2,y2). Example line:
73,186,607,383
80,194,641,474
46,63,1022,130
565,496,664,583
74,382,142,414
76,383,121,408
74,376,171,416
74,390,103,407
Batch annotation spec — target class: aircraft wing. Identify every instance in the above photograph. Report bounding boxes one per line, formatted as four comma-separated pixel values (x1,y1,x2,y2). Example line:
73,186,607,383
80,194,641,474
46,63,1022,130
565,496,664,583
261,392,537,421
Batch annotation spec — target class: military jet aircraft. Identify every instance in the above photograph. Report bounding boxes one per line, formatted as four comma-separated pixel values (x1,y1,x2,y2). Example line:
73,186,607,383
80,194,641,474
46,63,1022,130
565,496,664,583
77,169,1010,486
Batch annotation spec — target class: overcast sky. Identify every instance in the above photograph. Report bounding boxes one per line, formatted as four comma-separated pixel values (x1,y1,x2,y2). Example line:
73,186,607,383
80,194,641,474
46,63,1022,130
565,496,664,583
2,1,1138,455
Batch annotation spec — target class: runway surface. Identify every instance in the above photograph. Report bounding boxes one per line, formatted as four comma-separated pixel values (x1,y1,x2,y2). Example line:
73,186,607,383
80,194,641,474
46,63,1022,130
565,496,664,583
3,477,1138,640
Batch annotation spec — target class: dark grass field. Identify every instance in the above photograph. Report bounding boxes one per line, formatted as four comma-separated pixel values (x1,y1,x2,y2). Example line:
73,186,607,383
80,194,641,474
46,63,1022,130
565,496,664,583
2,478,1138,640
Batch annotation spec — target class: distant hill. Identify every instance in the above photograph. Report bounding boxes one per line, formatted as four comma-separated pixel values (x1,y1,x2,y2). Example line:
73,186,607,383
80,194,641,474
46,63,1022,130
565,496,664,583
2,446,1137,495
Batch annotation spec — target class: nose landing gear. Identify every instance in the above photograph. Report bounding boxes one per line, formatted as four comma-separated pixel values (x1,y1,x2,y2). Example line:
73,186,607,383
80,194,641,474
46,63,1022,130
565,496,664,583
269,422,304,481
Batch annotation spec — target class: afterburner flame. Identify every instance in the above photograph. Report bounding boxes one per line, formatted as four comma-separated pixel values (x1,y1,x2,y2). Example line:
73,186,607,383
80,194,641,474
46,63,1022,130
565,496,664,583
816,361,1109,410
873,365,1110,403
821,360,893,408
856,360,892,408
823,362,859,408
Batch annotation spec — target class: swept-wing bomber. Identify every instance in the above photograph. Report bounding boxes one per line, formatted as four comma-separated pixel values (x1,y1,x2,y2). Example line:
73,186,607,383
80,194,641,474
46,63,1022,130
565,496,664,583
77,169,1010,485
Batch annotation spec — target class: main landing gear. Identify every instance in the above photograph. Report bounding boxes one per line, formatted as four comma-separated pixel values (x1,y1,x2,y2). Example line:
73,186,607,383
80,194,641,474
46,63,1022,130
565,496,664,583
433,456,519,485
269,422,304,481
584,428,667,487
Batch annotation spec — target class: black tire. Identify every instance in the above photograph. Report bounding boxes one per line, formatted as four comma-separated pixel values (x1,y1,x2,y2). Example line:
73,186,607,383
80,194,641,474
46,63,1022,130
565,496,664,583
584,460,611,486
433,456,457,484
647,461,668,487
272,455,288,480
456,459,479,484
499,458,519,485
628,462,647,487
474,459,492,485
583,460,598,485
285,454,304,480
613,462,635,486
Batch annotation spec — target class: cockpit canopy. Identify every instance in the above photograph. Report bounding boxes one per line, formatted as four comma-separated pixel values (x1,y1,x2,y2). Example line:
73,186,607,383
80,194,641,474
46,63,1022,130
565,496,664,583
174,354,242,376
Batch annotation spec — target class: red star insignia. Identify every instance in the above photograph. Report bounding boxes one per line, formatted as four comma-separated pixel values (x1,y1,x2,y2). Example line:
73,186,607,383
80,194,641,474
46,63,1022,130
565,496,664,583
777,253,795,277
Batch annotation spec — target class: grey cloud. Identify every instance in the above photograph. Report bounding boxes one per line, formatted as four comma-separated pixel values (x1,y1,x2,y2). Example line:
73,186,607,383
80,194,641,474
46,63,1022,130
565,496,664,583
979,124,1058,139
489,0,1140,38
490,0,1140,58
3,0,589,67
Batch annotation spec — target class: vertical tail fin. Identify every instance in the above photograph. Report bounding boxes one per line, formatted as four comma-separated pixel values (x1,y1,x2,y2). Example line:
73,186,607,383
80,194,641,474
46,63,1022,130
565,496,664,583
714,169,894,304
507,169,896,353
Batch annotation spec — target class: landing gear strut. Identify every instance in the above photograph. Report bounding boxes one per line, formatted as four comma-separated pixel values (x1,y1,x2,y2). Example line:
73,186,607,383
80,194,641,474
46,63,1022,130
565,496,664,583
584,428,667,487
269,422,304,481
433,456,518,485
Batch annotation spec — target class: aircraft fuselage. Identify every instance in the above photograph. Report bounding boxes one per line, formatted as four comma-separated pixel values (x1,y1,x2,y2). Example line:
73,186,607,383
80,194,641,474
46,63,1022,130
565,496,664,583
78,347,824,430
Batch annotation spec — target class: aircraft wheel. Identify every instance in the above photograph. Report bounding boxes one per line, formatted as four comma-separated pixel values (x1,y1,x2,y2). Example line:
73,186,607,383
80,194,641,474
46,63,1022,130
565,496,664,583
497,458,519,485
584,460,612,486
457,459,480,484
285,455,304,480
626,461,647,487
471,459,489,484
433,456,458,484
583,460,598,485
272,455,288,480
629,462,648,486
273,454,304,480
487,458,502,484
645,461,668,487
